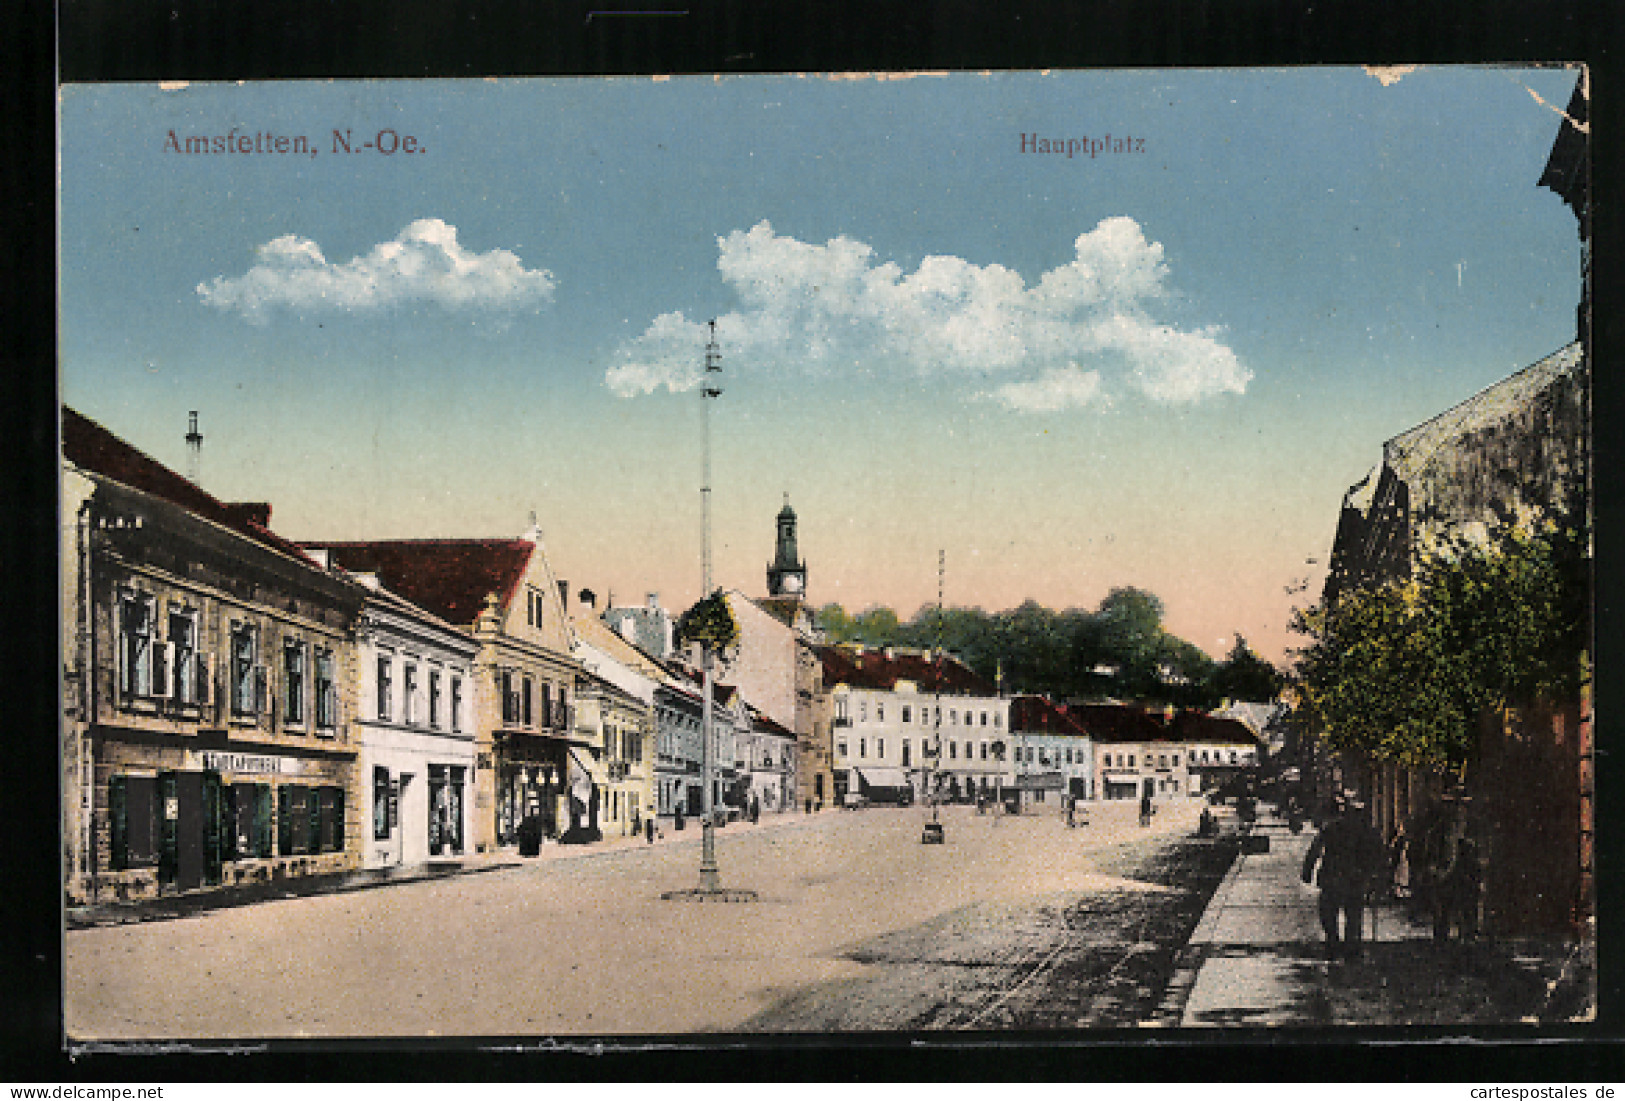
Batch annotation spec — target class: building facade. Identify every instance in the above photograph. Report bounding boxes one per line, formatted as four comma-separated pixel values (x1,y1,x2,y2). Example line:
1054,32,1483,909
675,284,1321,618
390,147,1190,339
1007,695,1094,810
315,529,590,851
328,572,479,870
63,408,366,903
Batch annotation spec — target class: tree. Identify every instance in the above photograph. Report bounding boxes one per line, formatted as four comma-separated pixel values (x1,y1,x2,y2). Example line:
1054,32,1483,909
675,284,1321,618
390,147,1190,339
1291,516,1588,770
1209,635,1284,703
676,590,740,656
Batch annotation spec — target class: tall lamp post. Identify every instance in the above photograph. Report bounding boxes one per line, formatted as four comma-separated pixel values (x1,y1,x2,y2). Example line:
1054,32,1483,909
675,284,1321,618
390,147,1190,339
699,320,723,891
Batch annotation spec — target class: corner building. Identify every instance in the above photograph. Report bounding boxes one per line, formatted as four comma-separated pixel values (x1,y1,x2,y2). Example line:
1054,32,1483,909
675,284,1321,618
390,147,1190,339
62,408,367,903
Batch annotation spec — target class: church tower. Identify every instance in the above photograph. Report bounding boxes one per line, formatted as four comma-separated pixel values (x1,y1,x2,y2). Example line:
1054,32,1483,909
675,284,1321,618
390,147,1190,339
766,496,807,599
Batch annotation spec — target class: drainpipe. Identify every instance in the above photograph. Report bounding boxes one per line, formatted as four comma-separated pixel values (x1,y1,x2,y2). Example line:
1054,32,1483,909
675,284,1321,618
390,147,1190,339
75,494,96,902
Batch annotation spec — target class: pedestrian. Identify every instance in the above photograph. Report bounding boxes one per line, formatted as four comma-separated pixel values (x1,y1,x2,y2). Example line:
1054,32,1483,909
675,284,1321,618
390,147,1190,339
749,795,760,825
1300,795,1386,961
1139,792,1153,827
1436,836,1482,942
644,816,655,845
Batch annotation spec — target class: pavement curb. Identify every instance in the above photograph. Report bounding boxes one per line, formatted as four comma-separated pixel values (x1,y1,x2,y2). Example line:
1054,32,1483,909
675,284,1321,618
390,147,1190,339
1154,831,1249,1027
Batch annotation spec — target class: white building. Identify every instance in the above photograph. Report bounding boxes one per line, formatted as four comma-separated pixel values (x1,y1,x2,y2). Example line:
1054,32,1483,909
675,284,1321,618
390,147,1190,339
336,572,480,869
822,645,1010,805
1007,695,1094,810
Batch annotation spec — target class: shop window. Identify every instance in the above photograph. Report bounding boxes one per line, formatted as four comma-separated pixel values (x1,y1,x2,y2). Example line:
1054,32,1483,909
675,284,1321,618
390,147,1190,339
119,593,154,698
108,774,158,870
284,642,306,727
374,768,390,840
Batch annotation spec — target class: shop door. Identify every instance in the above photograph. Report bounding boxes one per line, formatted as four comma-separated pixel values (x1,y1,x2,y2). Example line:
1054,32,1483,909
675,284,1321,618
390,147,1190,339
202,770,223,886
152,772,205,889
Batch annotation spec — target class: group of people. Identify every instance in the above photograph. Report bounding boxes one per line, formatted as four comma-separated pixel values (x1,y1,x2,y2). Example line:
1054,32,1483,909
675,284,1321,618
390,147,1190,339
1300,794,1483,960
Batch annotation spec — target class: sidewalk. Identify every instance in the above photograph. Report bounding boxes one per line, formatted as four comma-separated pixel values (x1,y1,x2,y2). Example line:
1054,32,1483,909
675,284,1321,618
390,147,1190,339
1162,814,1595,1027
65,806,823,929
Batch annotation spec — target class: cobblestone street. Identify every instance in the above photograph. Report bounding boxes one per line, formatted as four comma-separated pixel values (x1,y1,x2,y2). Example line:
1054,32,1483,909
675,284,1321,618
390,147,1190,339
66,799,1225,1039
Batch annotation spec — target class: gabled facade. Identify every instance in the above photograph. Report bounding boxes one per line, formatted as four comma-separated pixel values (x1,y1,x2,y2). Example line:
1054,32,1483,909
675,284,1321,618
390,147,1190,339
313,528,588,851
63,408,367,903
712,589,830,811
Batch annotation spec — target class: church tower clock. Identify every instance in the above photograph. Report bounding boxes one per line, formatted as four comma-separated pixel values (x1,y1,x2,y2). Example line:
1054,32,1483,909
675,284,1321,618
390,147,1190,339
766,496,807,599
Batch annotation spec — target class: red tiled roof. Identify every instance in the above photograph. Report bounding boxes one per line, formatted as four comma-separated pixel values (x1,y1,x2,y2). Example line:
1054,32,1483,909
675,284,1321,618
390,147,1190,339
312,540,535,627
1167,710,1260,746
62,406,318,567
1065,702,1172,744
819,645,994,696
1009,695,1088,736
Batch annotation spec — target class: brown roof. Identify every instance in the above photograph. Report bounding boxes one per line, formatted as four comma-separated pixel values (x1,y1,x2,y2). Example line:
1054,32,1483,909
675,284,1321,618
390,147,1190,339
1009,695,1088,736
62,406,318,567
312,540,535,627
819,645,994,696
1065,702,1172,744
1167,710,1260,747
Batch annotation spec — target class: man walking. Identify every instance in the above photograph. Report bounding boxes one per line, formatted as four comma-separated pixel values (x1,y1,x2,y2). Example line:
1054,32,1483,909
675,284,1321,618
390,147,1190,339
1301,795,1385,960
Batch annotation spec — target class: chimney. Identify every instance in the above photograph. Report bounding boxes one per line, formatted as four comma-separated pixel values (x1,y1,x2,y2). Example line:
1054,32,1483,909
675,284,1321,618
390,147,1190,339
646,591,660,610
185,410,203,486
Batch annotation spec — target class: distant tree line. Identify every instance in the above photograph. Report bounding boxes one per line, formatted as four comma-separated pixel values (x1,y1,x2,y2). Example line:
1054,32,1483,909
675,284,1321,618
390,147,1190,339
814,586,1282,708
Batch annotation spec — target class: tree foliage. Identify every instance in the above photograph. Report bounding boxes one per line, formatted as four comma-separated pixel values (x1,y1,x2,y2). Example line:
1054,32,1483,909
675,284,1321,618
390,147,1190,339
676,589,740,655
1292,517,1589,770
814,585,1264,707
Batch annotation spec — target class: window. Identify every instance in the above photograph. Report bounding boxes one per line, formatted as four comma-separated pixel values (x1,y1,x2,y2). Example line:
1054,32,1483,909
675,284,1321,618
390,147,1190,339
404,664,419,726
1129,754,1136,767
980,711,988,727
284,642,306,726
949,709,957,725
374,768,390,840
315,648,336,728
119,593,153,697
980,741,988,760
859,739,867,759
231,623,258,716
859,701,868,723
539,681,551,728
993,713,1001,728
876,704,885,722
501,670,516,725
1159,754,1167,768
377,655,393,722
429,670,441,729
877,738,885,759
902,705,912,724
837,740,848,759
1173,754,1180,766
949,741,958,759
450,676,463,732
1229,750,1237,764
169,610,197,703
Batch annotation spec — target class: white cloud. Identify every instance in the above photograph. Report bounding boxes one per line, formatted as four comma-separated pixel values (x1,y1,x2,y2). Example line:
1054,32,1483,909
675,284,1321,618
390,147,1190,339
607,216,1250,410
988,364,1107,413
197,218,556,322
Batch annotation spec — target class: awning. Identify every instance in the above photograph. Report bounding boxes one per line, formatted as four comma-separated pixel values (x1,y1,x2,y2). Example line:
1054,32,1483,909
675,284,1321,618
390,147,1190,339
854,767,912,790
1102,771,1142,784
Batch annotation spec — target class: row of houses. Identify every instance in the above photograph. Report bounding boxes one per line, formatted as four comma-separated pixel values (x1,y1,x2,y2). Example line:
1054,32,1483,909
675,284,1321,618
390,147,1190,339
60,409,1265,905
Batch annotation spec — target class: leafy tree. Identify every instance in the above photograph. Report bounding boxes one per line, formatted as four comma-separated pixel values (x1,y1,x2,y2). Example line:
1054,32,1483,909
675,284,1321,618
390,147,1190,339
1292,516,1588,770
1209,635,1284,703
676,590,740,656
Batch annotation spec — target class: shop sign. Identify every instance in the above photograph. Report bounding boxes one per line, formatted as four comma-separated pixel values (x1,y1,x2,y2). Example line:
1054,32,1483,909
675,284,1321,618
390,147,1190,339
189,750,305,776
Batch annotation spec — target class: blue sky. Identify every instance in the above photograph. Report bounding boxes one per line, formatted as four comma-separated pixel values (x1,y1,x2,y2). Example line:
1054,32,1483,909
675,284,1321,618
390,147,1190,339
59,67,1583,660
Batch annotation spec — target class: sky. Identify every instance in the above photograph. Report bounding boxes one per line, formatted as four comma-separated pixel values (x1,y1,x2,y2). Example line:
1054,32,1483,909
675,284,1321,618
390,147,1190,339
59,67,1584,663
